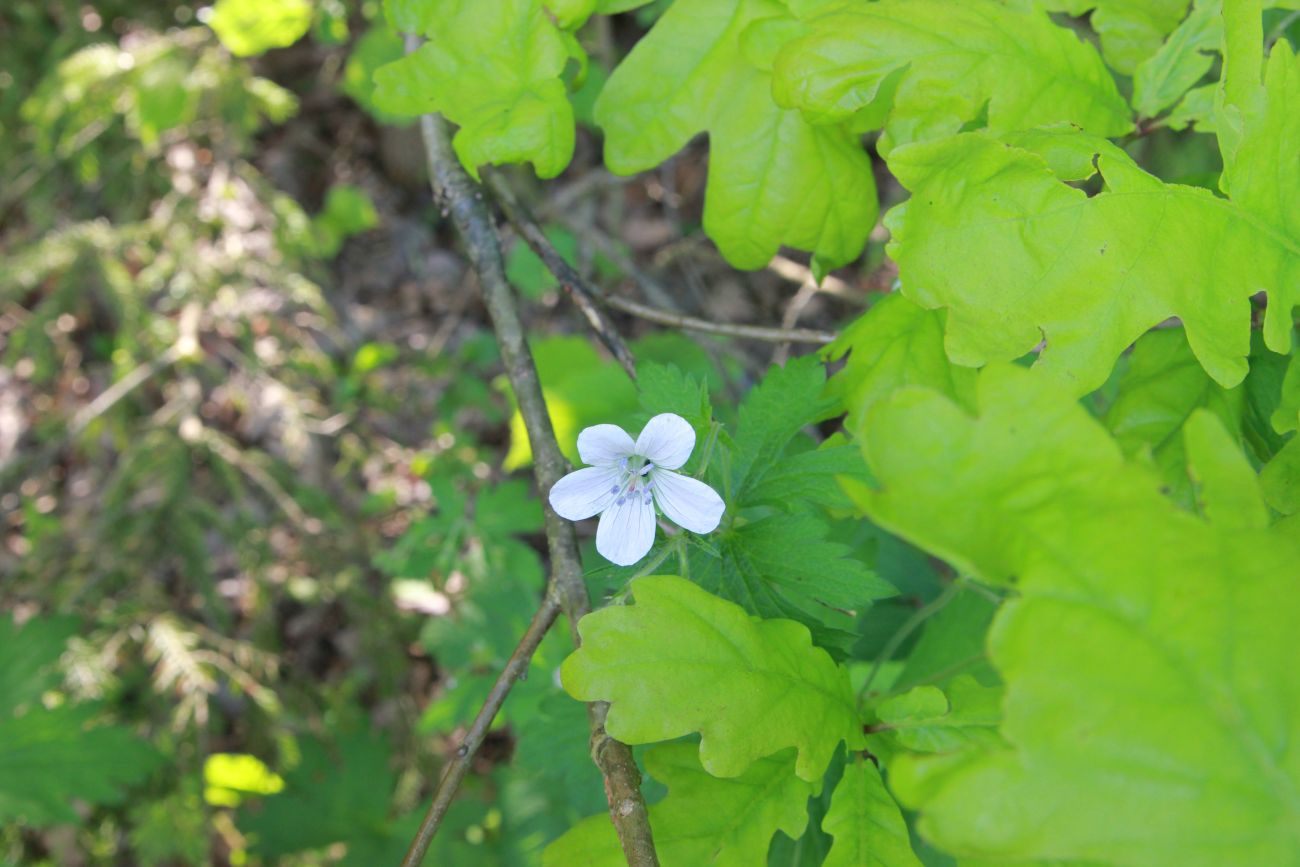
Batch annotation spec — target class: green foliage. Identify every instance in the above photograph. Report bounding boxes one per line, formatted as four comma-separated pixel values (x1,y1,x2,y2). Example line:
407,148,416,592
772,0,1133,151
595,0,877,270
546,743,815,865
209,0,313,57
884,73,1298,395
853,364,1300,865
1038,0,1191,74
313,184,379,257
239,728,406,861
0,617,161,825
374,0,579,178
562,575,864,782
820,760,921,867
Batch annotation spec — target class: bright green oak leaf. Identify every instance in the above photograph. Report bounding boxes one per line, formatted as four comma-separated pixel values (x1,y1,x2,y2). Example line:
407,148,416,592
1038,0,1190,75
1103,328,1243,509
824,293,977,432
1133,0,1222,116
821,759,922,867
1260,435,1300,515
851,364,1300,866
594,0,876,270
543,743,813,866
1182,408,1270,528
1275,351,1300,432
209,0,312,57
561,575,864,781
886,41,1300,396
871,677,1003,755
372,0,575,178
772,0,1133,154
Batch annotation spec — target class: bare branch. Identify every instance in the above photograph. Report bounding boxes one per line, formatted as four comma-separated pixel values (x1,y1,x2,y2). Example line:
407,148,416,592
485,171,638,379
401,594,563,867
603,293,837,345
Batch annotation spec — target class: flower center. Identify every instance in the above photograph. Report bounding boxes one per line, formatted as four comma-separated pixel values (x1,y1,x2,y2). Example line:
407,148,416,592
610,455,655,505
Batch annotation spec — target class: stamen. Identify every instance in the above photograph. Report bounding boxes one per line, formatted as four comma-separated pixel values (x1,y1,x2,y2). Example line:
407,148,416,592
608,485,619,494
639,463,654,476
616,496,626,505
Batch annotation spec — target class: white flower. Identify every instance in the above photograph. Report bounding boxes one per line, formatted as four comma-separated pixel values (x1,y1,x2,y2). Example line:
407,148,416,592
548,413,725,566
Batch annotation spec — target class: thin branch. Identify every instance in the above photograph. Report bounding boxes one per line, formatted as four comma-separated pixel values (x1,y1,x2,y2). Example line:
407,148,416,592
484,171,638,379
404,65,658,867
401,594,562,867
771,277,824,366
603,293,837,345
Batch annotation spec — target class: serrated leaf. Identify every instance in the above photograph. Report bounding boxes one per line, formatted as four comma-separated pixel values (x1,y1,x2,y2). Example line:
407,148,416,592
886,47,1300,394
854,364,1300,865
544,743,814,866
821,760,922,867
0,704,162,825
595,0,877,269
0,615,78,717
1038,0,1190,74
373,0,575,178
562,575,863,781
1104,328,1243,508
732,356,839,502
773,0,1132,153
745,443,868,509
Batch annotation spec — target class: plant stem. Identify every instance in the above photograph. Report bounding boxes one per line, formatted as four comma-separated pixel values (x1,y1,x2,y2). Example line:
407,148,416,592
602,293,837,345
485,171,638,379
404,63,658,866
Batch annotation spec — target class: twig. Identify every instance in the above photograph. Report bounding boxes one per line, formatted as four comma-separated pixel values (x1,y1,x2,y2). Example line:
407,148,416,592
484,171,638,379
603,293,836,345
859,580,965,703
402,594,562,866
403,58,658,867
766,255,862,304
771,277,823,366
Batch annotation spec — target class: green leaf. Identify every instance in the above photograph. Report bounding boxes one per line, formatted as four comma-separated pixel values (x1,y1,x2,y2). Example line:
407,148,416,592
1133,0,1222,117
209,0,312,57
885,62,1300,395
0,617,161,825
824,293,977,431
1182,408,1269,528
689,511,897,655
372,0,575,178
854,364,1300,865
1271,350,1300,433
505,225,579,299
772,0,1133,152
313,185,379,257
342,24,408,124
1037,0,1191,74
561,575,864,781
0,615,78,717
0,704,162,825
870,677,1002,754
821,760,922,867
1260,435,1300,515
893,586,999,692
240,729,395,856
744,443,868,510
594,0,877,269
544,743,814,866
1103,328,1243,509
731,356,839,503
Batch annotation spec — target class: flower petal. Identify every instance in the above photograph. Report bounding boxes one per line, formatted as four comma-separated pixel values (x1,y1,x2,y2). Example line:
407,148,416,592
596,491,657,566
549,466,622,521
577,424,635,467
652,470,725,534
634,413,695,470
